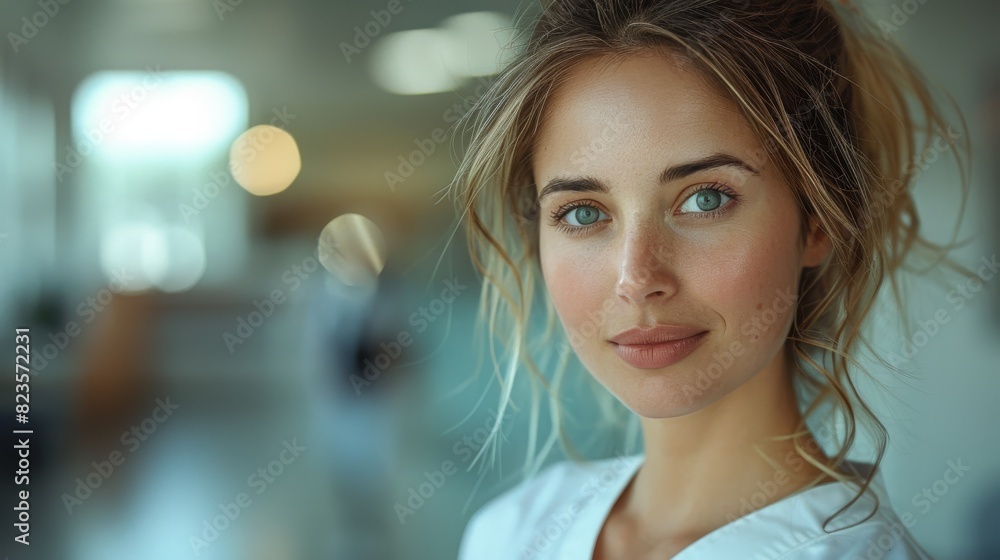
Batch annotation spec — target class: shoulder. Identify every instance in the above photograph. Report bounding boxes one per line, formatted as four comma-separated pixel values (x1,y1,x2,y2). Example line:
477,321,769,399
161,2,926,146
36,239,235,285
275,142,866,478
767,476,935,560
716,463,935,560
457,455,638,560
778,509,934,559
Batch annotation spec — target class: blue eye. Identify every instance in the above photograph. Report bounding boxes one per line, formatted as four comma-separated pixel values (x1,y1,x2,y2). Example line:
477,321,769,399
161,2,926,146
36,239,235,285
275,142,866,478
564,205,605,226
549,201,609,232
678,185,739,215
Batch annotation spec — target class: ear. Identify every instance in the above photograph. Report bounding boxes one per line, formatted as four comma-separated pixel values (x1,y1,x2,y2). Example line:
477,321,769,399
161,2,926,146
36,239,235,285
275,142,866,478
801,216,831,269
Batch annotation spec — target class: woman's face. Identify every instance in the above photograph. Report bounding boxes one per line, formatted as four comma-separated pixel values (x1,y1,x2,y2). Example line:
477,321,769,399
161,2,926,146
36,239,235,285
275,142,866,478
533,52,829,418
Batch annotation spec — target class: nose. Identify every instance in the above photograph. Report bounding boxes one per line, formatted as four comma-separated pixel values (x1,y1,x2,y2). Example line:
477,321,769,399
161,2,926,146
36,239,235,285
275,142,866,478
615,223,679,304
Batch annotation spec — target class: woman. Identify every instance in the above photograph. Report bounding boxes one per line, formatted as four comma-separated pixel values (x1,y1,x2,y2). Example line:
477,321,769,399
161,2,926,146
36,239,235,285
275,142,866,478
450,0,971,558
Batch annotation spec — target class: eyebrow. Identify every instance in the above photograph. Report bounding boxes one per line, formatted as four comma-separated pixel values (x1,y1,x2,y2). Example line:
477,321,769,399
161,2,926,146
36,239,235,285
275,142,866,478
536,153,760,202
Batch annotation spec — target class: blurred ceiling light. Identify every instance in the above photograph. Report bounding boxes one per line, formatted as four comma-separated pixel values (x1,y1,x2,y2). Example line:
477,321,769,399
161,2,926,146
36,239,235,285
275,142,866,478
228,125,301,196
100,223,155,292
151,227,207,292
100,223,206,293
72,70,246,159
369,29,465,95
369,13,514,95
318,214,386,287
439,12,515,77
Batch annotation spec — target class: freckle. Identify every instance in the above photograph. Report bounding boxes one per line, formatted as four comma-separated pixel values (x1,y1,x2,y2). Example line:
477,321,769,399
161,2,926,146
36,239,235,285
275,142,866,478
756,303,762,310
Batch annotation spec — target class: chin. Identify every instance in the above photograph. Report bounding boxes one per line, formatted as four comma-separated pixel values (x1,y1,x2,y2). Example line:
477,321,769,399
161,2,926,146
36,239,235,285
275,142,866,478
619,379,732,419
585,352,743,419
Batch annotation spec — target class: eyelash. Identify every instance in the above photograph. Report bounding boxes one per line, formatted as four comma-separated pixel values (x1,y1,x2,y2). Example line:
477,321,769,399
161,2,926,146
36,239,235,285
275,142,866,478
547,182,741,235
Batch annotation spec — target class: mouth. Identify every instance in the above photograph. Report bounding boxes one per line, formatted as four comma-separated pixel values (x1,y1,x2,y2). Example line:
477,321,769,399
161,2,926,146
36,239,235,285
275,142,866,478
609,331,708,370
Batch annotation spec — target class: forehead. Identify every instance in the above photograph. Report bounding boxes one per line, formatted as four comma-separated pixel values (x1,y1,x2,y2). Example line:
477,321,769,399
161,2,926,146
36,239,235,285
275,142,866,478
532,52,761,184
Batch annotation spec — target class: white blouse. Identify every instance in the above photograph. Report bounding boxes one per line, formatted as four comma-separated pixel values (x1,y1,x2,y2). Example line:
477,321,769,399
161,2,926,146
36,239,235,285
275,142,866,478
458,453,934,559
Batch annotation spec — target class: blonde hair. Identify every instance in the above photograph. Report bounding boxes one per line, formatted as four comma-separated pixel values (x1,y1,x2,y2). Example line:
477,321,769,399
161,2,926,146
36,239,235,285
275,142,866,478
445,0,974,531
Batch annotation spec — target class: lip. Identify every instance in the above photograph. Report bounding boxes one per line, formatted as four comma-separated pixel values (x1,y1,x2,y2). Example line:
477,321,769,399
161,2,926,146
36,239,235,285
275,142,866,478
609,326,708,370
609,325,707,345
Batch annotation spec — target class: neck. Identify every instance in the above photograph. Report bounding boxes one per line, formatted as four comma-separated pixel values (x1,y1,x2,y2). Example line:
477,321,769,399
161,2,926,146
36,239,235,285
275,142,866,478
622,344,833,538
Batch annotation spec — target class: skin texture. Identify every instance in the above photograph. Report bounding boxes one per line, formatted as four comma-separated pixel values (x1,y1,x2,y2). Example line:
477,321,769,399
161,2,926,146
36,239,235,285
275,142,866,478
532,51,835,558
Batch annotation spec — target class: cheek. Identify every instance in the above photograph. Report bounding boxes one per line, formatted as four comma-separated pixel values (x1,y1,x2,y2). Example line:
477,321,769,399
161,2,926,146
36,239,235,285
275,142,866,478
697,221,802,347
540,236,612,343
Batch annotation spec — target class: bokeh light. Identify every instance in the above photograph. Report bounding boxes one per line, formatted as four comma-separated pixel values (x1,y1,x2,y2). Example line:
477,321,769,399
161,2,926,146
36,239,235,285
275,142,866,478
228,125,301,196
317,213,387,287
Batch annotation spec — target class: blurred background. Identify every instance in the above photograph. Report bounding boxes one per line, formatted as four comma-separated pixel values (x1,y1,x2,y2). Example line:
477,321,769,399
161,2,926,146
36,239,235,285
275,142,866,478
0,0,998,558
